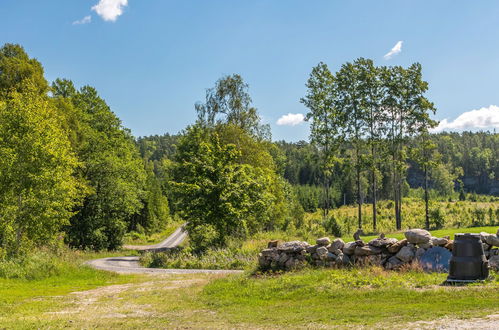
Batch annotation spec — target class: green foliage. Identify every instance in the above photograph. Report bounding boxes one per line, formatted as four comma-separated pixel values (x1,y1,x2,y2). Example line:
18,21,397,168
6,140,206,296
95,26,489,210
195,74,270,140
323,215,344,237
171,125,287,251
141,248,255,270
51,83,148,250
0,84,81,255
429,207,445,230
0,44,48,96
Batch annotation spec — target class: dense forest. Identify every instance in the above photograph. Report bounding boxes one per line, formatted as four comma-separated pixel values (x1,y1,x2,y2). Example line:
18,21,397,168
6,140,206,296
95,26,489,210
0,43,497,258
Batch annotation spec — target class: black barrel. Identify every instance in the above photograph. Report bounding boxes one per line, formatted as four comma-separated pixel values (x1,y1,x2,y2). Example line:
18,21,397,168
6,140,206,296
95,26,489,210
447,233,489,282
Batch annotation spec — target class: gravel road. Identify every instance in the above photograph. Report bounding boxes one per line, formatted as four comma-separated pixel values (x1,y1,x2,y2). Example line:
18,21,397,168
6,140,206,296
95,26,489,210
87,224,243,275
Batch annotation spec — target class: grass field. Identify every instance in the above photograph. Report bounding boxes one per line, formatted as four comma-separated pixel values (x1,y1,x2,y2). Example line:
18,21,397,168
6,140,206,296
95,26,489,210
1,266,498,328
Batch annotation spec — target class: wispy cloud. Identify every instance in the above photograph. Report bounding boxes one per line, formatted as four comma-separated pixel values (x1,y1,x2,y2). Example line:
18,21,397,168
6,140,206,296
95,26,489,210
384,41,403,60
432,105,499,132
92,0,128,22
73,15,92,25
277,113,305,126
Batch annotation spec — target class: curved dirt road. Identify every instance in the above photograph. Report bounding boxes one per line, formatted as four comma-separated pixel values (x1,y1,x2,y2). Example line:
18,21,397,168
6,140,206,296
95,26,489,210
87,224,243,275
122,224,188,251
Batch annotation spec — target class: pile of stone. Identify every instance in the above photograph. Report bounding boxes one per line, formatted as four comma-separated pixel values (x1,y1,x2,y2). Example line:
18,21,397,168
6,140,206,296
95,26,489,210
258,228,499,272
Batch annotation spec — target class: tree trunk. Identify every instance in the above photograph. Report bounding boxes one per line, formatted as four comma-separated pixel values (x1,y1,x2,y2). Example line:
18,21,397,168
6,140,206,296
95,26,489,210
424,165,430,230
356,147,362,229
372,168,377,232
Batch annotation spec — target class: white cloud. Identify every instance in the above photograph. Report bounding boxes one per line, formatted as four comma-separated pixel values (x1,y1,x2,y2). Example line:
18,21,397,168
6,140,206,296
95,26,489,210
92,0,128,22
384,41,403,60
73,15,92,25
432,105,499,132
276,113,305,126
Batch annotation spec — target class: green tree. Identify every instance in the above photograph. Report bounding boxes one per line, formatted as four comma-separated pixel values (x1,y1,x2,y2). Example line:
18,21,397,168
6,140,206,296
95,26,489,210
0,44,48,97
195,74,270,139
52,81,147,250
171,125,282,251
301,62,345,220
0,84,81,255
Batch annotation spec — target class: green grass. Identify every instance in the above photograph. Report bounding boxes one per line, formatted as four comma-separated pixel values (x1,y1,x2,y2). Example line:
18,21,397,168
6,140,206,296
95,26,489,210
0,251,143,324
202,268,499,326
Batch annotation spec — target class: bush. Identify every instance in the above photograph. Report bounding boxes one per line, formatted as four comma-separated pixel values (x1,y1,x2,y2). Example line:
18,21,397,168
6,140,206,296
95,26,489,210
0,250,65,280
141,247,255,270
323,216,343,237
429,207,445,230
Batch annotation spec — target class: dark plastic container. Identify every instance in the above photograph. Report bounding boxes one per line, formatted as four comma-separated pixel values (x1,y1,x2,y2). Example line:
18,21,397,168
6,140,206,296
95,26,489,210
447,233,489,282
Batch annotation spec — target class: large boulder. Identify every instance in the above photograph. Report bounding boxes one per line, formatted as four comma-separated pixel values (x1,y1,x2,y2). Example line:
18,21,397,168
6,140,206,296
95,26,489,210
316,237,331,246
354,245,382,256
329,238,345,251
387,239,408,254
396,245,416,263
342,241,357,255
405,229,431,244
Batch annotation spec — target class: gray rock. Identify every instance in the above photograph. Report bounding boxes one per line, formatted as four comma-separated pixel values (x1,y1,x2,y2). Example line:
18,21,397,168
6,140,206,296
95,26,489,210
342,241,357,255
329,238,345,251
490,249,499,256
326,252,336,261
488,255,499,270
481,232,499,247
278,253,289,264
369,237,398,248
306,245,318,254
260,248,276,257
316,237,331,246
316,246,328,259
354,245,382,256
385,256,403,270
482,243,491,251
285,257,297,270
396,245,416,263
405,229,431,244
387,239,407,253
415,248,426,260
431,237,449,247
278,241,310,253
331,249,343,256
335,253,350,265
418,242,433,249
258,254,269,268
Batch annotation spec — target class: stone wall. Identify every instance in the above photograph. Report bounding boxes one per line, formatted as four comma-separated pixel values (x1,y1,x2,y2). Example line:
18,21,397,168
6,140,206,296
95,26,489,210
258,228,499,272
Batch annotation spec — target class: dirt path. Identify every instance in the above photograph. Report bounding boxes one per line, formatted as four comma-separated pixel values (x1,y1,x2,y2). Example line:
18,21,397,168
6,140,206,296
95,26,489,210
87,224,243,275
406,314,499,329
122,224,188,251
86,256,242,274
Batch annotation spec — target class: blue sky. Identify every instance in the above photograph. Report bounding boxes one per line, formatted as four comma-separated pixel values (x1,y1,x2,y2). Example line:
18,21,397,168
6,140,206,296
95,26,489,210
1,1,499,141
